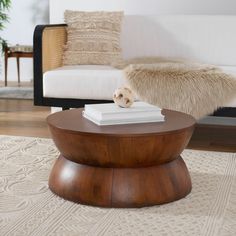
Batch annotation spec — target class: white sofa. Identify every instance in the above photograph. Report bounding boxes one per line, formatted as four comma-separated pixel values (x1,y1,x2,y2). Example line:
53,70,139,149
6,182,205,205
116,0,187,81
34,15,236,115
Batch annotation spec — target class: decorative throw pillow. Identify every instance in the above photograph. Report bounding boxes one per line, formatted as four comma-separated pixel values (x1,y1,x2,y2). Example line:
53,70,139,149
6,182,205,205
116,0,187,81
63,10,124,65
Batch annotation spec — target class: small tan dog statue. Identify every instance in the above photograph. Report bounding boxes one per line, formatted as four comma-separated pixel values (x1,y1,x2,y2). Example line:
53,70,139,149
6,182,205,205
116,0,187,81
113,87,135,108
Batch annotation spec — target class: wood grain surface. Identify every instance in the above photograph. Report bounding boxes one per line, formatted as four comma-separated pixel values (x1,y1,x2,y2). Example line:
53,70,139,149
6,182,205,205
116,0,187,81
47,108,195,207
49,155,192,208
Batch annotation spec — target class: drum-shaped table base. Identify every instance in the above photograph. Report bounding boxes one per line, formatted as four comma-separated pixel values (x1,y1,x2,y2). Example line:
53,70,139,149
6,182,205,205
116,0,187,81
49,155,192,208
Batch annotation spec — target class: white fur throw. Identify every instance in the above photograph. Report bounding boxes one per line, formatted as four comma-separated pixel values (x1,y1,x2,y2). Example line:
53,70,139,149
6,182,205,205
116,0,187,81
122,60,236,119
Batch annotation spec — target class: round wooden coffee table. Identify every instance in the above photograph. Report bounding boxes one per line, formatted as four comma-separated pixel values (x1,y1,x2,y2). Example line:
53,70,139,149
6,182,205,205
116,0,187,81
47,108,195,208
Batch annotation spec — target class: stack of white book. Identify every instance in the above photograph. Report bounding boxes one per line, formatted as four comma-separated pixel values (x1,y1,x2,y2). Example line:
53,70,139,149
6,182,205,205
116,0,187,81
83,102,164,126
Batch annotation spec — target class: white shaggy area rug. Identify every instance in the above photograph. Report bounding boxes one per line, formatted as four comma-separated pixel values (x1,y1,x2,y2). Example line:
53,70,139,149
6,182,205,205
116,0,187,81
0,135,235,236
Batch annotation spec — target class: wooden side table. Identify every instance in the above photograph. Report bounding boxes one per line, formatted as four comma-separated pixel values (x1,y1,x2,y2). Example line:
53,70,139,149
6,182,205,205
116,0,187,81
4,45,33,86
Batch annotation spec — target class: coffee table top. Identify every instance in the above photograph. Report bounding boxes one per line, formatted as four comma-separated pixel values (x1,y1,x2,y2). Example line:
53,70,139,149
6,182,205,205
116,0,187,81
47,108,195,136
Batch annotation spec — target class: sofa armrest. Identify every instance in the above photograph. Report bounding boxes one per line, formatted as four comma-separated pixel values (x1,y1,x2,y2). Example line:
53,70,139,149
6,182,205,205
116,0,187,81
34,24,67,72
33,24,67,105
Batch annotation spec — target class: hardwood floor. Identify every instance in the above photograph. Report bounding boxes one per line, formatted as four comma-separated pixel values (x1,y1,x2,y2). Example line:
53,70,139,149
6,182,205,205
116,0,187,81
188,124,236,152
0,99,51,138
0,98,235,152
0,81,33,87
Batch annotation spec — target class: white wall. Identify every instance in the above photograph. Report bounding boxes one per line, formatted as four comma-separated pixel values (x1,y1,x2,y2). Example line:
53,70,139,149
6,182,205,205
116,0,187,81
0,0,49,83
50,0,236,23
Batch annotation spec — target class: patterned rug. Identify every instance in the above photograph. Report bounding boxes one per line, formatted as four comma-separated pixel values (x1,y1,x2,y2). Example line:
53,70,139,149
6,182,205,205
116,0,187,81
0,87,33,99
0,135,235,236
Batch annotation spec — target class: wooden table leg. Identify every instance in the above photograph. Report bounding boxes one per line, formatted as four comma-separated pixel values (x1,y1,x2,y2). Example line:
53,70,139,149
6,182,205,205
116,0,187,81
4,49,8,87
16,56,20,85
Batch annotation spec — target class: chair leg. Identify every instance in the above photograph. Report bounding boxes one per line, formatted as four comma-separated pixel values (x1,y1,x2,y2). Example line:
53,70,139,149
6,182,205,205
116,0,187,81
16,56,20,85
4,51,8,86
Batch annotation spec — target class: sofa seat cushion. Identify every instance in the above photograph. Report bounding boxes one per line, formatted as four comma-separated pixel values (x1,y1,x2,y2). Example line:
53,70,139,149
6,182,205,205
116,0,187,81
43,64,236,107
43,65,125,100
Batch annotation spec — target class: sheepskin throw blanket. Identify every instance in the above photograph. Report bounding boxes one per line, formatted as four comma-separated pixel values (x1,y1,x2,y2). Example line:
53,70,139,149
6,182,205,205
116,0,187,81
114,58,236,119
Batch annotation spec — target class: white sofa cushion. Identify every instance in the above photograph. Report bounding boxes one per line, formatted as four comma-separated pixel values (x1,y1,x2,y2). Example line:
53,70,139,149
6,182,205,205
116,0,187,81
219,66,236,76
43,64,236,107
43,65,125,100
121,15,236,66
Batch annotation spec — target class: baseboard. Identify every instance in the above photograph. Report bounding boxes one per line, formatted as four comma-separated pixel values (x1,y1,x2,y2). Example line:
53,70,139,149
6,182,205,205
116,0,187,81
198,116,236,126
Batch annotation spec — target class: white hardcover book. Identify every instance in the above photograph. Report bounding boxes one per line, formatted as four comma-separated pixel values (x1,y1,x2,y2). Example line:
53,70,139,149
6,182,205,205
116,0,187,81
83,111,165,126
84,102,163,121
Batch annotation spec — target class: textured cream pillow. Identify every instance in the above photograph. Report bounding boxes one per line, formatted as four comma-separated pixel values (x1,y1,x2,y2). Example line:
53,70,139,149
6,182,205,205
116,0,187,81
63,10,124,65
